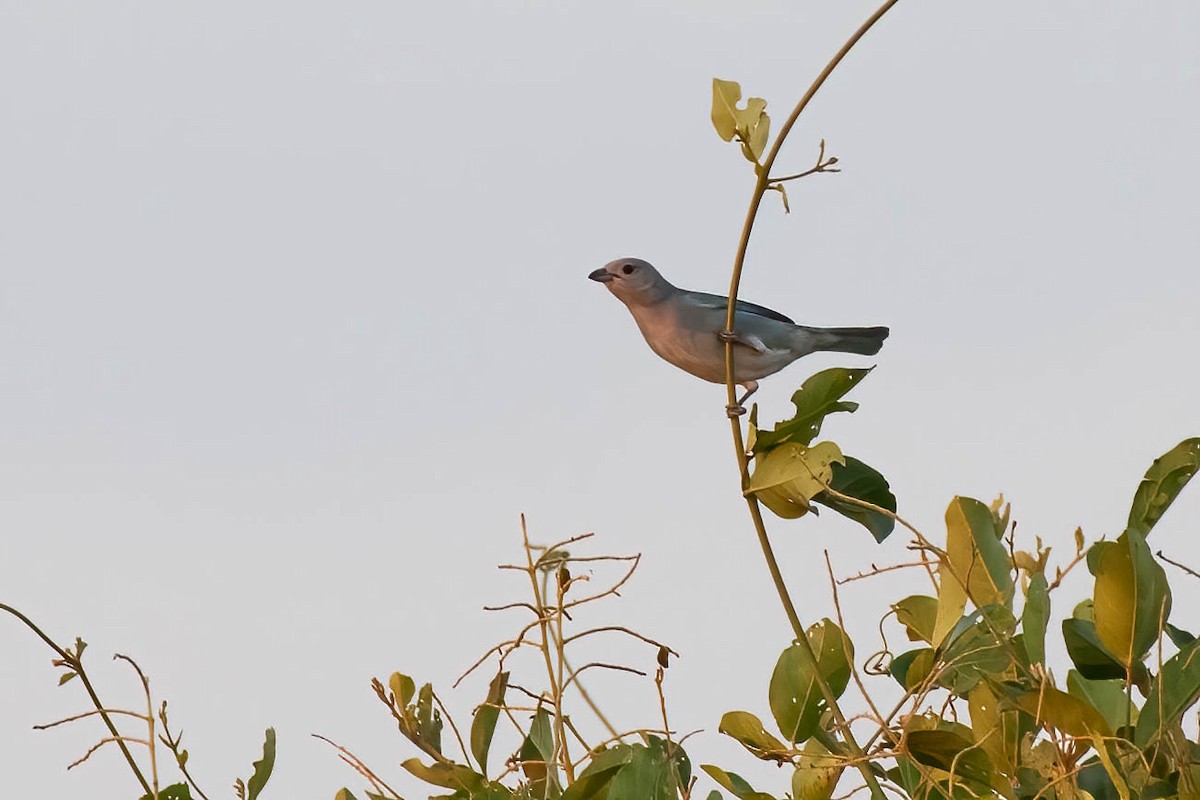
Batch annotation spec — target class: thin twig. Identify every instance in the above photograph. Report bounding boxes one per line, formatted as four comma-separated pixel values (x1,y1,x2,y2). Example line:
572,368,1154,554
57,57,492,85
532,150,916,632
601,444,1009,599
68,736,151,770
560,649,620,739
836,560,933,585
0,604,153,795
1157,550,1200,580
312,734,405,800
482,602,543,614
563,554,642,611
114,654,158,798
825,551,886,729
560,626,679,657
562,663,647,692
769,139,841,183
520,516,575,783
431,689,473,768
34,708,149,729
159,701,213,800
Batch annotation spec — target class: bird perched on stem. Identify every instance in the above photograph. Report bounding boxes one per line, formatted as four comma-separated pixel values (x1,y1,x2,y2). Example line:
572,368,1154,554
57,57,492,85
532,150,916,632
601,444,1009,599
589,257,888,416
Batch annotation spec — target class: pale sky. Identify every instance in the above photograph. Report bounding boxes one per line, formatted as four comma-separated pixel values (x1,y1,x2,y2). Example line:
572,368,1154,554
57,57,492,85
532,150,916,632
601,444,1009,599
3,2,1198,797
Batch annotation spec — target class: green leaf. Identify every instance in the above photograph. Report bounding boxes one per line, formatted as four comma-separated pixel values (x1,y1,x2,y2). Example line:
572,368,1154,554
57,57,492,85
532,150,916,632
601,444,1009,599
1010,686,1112,737
608,742,675,800
1067,671,1137,734
1127,438,1200,536
1022,572,1050,664
905,729,994,786
1077,759,1123,800
932,552,968,647
562,745,633,800
400,759,486,792
893,595,938,644
718,711,788,762
471,671,508,776
1135,637,1200,747
936,606,1017,693
333,790,357,800
747,441,843,520
246,728,276,800
967,683,1018,775
769,620,852,744
752,368,871,452
887,757,950,800
519,707,560,796
792,740,843,800
1063,617,1128,681
389,672,416,707
414,683,443,755
710,78,771,164
890,648,934,690
646,733,690,790
699,765,776,800
811,456,896,542
141,784,193,800
1165,623,1197,648
1092,529,1172,668
943,497,1014,609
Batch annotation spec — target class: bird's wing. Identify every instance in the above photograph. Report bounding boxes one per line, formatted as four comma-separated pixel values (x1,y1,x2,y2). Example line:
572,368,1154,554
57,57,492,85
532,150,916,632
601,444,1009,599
679,291,795,325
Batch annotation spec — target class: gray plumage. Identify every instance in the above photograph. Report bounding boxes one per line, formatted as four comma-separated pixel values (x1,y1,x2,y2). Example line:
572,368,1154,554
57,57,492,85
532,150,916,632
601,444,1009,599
589,257,888,411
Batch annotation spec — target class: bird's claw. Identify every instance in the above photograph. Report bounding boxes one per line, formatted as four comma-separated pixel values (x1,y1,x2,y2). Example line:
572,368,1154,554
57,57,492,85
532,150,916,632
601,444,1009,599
717,329,738,343
726,403,747,418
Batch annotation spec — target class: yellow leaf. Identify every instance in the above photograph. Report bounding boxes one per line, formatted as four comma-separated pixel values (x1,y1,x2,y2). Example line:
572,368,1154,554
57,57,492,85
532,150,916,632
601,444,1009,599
711,78,743,142
748,442,843,519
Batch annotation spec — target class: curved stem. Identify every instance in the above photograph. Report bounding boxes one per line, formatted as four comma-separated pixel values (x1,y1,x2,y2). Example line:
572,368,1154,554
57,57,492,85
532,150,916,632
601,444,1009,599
1,603,153,796
722,3,902,798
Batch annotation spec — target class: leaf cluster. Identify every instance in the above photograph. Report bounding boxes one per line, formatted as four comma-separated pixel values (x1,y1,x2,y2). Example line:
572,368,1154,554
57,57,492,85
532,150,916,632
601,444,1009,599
708,435,1200,800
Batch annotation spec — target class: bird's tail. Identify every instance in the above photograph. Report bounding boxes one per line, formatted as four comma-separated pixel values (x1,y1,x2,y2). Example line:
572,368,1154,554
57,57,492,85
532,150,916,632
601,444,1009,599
800,325,890,356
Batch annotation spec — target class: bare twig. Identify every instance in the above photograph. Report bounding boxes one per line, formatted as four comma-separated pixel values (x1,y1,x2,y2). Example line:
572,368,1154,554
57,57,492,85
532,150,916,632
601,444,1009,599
520,516,575,782
34,708,149,729
1047,548,1090,592
561,626,679,657
0,604,153,795
114,654,159,798
825,552,886,729
836,560,933,585
67,735,151,770
312,735,405,800
431,689,473,768
769,138,841,183
159,701,213,800
1158,550,1200,580
562,663,647,692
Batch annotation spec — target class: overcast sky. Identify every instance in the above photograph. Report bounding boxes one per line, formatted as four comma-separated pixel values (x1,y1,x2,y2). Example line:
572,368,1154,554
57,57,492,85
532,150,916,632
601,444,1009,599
3,2,1198,797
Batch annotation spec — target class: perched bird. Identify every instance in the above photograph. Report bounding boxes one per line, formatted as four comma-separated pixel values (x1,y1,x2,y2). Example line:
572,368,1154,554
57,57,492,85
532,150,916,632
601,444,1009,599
589,257,888,415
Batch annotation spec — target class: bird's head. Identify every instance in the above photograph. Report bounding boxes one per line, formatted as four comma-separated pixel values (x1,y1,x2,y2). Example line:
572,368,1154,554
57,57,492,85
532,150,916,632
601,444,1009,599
588,258,673,305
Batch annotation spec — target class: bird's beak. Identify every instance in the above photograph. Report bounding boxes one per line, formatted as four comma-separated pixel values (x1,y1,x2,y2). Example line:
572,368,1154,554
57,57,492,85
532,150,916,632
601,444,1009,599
588,268,614,283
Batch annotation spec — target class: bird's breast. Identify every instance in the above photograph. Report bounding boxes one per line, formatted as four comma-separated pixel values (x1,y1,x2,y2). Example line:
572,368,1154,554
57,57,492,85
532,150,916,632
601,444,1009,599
627,302,732,383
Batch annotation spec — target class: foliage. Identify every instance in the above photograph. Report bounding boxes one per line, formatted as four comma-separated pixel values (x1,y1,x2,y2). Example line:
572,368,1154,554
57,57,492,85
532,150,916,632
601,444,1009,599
701,432,1200,800
3,5,1198,800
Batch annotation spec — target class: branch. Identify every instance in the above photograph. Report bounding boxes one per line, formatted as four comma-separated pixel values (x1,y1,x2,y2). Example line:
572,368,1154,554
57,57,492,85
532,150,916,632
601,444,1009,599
0,604,153,795
1157,550,1200,580
720,4,903,798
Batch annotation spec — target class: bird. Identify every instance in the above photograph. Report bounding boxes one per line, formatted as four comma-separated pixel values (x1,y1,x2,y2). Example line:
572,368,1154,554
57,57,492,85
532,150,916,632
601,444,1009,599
589,257,888,416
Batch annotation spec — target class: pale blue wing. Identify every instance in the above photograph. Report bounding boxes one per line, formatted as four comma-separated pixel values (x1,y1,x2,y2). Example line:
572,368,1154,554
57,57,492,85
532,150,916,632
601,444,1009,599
679,290,795,325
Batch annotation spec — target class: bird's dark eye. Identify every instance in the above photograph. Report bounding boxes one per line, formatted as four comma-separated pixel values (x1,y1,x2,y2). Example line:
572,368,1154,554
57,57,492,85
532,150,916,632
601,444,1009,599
622,263,637,275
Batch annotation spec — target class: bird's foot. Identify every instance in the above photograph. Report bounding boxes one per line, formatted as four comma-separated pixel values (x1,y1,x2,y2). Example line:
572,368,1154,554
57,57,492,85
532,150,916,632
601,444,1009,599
717,329,738,343
726,403,747,418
